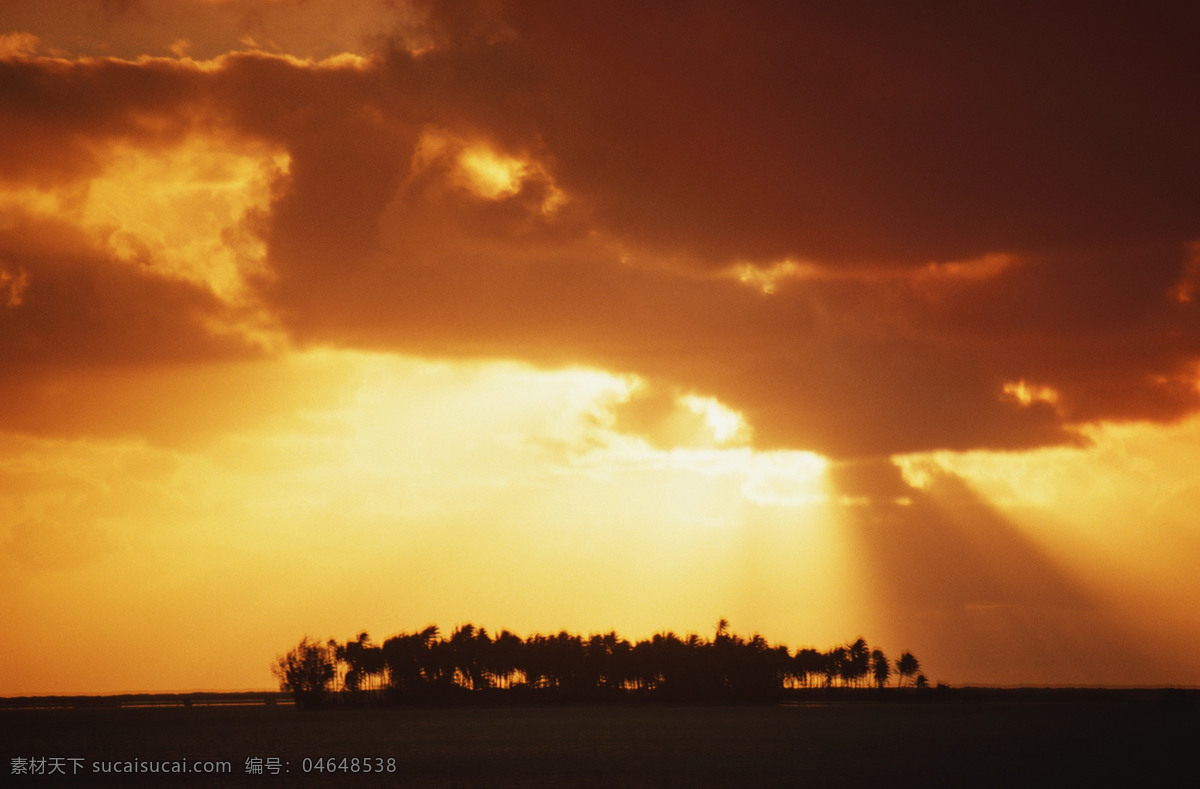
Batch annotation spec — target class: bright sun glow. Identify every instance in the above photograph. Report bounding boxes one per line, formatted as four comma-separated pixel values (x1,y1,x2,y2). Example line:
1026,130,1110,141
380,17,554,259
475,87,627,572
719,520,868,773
733,259,816,294
457,146,528,199
411,126,566,213
0,349,850,694
1001,379,1061,407
680,394,748,444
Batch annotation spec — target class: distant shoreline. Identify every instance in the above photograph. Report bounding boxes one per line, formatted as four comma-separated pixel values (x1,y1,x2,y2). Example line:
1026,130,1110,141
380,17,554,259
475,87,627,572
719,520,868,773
3,686,1195,710
0,691,292,710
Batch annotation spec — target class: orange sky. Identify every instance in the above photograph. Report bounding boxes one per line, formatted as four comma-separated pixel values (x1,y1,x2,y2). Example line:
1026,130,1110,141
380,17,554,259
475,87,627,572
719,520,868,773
2,0,1200,694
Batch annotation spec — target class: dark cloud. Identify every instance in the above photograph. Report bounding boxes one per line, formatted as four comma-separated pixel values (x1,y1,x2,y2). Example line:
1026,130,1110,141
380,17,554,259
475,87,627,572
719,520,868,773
0,56,270,435
0,56,206,185
3,3,1200,456
404,0,1200,267
0,210,247,368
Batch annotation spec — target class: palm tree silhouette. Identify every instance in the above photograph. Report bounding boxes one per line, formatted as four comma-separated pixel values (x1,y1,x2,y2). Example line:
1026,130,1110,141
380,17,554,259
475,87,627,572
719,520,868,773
277,622,929,704
793,648,824,688
826,646,847,687
845,638,870,687
896,651,920,687
871,648,891,688
490,629,524,689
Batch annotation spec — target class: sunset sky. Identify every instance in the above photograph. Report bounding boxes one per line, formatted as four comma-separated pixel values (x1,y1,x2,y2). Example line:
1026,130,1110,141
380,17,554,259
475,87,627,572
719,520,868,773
3,0,1200,694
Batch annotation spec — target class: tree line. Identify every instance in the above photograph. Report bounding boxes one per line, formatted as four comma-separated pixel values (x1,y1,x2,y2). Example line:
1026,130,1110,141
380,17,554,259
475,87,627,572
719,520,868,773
273,620,926,706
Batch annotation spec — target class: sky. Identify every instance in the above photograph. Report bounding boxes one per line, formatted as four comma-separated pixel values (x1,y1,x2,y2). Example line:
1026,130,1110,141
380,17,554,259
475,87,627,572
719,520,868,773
2,0,1199,694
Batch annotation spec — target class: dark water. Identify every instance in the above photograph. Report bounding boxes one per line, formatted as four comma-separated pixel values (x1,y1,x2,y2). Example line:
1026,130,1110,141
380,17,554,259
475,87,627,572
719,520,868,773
3,700,1197,787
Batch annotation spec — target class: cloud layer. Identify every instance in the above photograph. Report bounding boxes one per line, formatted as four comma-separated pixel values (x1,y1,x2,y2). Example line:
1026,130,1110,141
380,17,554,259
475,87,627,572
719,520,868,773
3,1,1200,457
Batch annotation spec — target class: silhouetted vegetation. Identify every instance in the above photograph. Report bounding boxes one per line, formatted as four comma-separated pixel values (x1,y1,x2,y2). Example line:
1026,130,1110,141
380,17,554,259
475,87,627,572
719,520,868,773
272,623,926,707
272,636,337,708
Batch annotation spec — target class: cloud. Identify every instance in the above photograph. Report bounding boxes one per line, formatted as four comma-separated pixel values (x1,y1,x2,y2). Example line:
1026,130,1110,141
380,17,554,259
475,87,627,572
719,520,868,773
0,56,284,391
0,208,249,370
401,1,1200,267
2,4,1200,458
0,1,404,60
0,31,39,58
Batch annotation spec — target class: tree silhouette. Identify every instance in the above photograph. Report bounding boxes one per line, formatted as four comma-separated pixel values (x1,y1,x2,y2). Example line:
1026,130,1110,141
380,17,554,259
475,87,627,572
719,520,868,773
871,648,891,688
339,631,386,694
449,624,492,690
362,641,386,690
275,622,926,704
844,638,870,687
793,648,824,688
825,646,846,687
381,625,440,696
490,629,524,689
896,651,920,687
273,636,336,707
